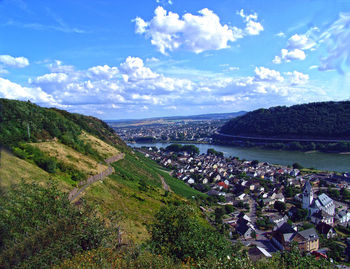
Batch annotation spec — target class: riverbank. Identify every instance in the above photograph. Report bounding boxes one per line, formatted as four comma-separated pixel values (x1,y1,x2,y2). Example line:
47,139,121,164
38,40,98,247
128,142,350,173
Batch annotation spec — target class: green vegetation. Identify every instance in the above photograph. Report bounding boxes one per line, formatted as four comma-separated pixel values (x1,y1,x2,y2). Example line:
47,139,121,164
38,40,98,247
148,204,232,262
219,101,350,152
158,170,208,199
0,181,116,269
207,148,224,157
165,143,200,154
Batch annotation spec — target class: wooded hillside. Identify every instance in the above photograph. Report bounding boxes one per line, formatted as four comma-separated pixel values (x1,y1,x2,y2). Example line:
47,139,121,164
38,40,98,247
220,101,350,140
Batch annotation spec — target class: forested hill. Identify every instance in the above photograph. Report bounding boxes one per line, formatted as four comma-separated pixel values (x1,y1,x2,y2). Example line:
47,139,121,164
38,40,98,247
220,101,350,140
0,98,125,147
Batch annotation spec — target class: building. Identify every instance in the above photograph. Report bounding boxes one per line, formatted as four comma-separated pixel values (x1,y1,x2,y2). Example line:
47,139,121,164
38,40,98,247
302,181,335,217
271,223,319,252
316,222,337,239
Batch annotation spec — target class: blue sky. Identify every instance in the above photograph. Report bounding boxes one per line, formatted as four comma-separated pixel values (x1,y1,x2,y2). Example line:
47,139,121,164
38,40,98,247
0,0,349,119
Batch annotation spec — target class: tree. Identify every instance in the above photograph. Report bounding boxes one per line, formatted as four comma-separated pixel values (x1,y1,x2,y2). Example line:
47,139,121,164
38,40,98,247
251,160,259,166
274,201,286,212
215,207,225,224
292,162,303,169
148,204,232,262
251,230,256,239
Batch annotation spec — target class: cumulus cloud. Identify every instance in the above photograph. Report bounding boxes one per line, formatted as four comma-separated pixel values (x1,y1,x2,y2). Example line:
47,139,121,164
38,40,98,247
285,71,309,85
0,77,57,105
0,55,29,68
319,13,350,73
254,66,284,82
16,56,319,118
238,9,264,36
273,28,318,64
119,56,159,82
87,65,118,80
134,6,262,54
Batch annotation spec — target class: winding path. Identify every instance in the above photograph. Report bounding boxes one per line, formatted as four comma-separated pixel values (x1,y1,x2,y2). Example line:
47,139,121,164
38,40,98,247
68,152,125,202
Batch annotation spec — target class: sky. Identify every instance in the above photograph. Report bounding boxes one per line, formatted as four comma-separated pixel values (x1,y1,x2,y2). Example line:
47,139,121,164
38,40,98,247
0,0,350,119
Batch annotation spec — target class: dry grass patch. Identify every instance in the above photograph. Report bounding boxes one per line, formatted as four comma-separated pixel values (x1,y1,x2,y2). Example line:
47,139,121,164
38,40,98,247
0,149,70,191
79,132,119,159
31,141,108,176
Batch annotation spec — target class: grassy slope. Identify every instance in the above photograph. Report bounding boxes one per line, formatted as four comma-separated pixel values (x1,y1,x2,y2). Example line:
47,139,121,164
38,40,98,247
136,153,208,199
31,141,108,175
84,152,186,243
79,131,120,159
0,149,71,191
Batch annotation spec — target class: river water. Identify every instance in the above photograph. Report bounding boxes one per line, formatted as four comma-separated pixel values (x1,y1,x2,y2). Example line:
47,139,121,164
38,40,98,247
129,142,350,173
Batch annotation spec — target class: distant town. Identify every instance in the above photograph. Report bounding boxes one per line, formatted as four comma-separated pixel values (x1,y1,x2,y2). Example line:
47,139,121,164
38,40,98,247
113,119,223,143
135,144,350,263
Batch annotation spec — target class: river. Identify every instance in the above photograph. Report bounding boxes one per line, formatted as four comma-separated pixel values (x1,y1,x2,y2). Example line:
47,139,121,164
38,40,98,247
129,142,350,173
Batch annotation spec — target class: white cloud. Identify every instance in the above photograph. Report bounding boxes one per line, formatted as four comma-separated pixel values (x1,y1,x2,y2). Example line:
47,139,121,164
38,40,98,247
319,13,350,73
275,32,286,38
134,6,262,54
287,33,316,51
19,55,325,119
254,66,284,82
87,65,118,80
273,27,318,64
0,55,29,68
285,71,309,85
239,9,264,36
0,77,57,105
119,56,159,82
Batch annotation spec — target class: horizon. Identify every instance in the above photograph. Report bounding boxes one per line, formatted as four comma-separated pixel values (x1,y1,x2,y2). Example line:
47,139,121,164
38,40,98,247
0,0,350,119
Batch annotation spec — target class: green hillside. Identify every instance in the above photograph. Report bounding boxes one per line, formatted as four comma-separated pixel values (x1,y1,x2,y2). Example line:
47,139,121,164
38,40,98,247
0,99,333,268
220,101,350,140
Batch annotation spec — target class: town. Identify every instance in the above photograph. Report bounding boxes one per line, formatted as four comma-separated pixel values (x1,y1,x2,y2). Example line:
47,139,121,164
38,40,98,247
137,144,350,263
113,120,223,143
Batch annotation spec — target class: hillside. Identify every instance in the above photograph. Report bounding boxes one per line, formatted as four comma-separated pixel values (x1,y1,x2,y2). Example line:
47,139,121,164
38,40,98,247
220,101,350,140
0,99,333,268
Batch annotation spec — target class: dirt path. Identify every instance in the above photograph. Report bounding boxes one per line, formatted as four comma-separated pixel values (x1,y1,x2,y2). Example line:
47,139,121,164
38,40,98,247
68,153,125,202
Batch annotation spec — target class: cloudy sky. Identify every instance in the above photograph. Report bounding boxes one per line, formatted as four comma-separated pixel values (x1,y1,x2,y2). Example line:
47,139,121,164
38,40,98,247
0,0,350,119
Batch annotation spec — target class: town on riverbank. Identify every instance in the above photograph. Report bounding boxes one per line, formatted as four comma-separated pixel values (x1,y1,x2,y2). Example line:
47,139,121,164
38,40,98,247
137,144,350,264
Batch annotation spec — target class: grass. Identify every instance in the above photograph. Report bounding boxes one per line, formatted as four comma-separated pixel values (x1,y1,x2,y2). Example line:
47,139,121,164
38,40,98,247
31,141,108,175
132,151,208,199
79,131,120,159
0,149,71,191
159,170,208,199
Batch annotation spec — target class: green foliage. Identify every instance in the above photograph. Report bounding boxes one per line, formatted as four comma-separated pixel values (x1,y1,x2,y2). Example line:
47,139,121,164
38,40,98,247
256,216,274,230
148,204,232,262
207,148,224,157
165,144,199,155
224,204,235,214
0,98,122,161
221,101,350,139
214,207,225,224
274,201,286,212
12,143,57,173
0,181,116,268
292,162,304,169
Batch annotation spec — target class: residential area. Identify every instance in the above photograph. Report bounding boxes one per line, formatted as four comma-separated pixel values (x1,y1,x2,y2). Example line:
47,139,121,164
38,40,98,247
138,145,350,264
113,120,222,143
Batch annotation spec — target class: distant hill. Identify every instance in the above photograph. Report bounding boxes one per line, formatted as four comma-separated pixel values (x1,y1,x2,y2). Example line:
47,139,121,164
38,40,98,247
219,101,350,141
107,111,246,127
